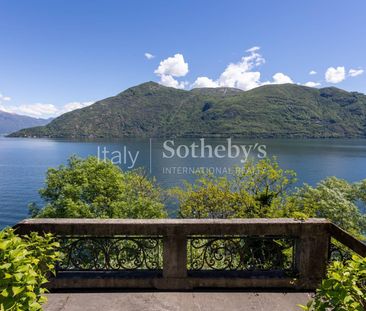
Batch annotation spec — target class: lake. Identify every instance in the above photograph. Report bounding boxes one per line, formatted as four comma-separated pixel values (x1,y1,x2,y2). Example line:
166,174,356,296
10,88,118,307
1,136,366,229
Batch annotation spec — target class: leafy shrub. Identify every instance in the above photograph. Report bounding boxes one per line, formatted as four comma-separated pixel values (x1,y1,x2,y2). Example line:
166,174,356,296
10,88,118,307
0,228,60,311
289,177,366,236
30,156,167,219
172,157,297,219
172,158,366,238
300,255,366,311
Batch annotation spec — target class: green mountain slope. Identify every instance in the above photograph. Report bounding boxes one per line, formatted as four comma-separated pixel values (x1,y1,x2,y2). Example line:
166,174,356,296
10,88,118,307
8,82,366,138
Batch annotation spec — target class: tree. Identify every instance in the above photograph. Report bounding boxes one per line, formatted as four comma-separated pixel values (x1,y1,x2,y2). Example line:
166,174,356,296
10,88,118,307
172,158,366,238
172,158,297,219
30,156,167,219
289,177,366,236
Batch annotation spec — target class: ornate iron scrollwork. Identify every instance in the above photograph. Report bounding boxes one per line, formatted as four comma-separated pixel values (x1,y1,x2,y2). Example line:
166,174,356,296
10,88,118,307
328,242,353,263
187,235,296,275
57,236,163,271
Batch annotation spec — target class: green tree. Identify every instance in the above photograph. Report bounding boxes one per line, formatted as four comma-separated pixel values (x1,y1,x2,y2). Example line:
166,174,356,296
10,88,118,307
31,156,167,219
289,177,366,236
172,158,366,238
172,158,297,218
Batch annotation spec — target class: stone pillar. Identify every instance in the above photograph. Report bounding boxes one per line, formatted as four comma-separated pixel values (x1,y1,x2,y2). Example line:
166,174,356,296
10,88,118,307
163,233,187,279
295,223,330,290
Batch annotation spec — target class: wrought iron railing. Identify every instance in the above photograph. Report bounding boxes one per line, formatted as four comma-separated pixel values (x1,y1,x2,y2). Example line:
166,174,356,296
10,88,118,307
57,236,163,271
13,218,366,291
187,235,296,276
328,225,366,263
328,239,353,263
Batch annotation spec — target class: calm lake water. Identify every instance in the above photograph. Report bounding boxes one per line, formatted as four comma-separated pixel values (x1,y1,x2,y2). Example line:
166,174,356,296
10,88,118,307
1,136,366,228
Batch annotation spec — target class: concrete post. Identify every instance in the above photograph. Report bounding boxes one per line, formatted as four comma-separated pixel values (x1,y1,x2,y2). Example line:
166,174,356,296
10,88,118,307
163,234,187,279
295,223,330,290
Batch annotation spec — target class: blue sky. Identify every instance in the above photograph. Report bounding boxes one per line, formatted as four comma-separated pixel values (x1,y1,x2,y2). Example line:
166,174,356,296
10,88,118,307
0,0,366,118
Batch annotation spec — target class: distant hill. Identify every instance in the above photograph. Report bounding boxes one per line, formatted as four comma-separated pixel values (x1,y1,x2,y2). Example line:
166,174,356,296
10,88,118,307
0,110,51,134
8,82,366,138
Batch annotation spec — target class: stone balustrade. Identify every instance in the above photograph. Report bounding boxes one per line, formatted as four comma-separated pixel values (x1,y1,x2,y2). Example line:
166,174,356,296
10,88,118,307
14,218,366,291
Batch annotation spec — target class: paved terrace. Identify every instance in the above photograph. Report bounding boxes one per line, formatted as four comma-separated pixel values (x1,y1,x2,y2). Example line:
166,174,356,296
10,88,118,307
44,292,312,311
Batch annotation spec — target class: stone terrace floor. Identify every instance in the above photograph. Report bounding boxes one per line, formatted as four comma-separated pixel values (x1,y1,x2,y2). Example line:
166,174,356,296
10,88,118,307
44,292,312,311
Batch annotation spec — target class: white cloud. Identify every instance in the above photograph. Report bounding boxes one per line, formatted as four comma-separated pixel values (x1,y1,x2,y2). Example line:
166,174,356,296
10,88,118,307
0,101,94,118
217,51,264,89
230,71,262,90
325,66,346,83
192,77,219,88
260,73,294,87
0,103,58,118
155,54,188,77
271,72,293,84
349,68,364,77
192,47,265,91
59,101,94,114
0,91,94,118
154,53,189,88
159,75,187,89
322,66,363,84
0,93,11,102
192,48,296,90
151,50,363,91
144,52,155,60
246,46,261,53
304,81,321,87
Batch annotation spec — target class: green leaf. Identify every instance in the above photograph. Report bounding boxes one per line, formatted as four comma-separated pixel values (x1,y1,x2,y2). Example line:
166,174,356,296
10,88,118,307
0,289,9,297
12,286,23,296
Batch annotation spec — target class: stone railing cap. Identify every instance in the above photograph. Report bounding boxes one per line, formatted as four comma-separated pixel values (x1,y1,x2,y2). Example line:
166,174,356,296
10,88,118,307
16,218,331,225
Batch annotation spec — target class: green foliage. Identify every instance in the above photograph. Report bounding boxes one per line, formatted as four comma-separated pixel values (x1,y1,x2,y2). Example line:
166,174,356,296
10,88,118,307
289,177,366,236
0,228,60,311
173,158,366,238
171,159,366,310
31,156,167,219
299,255,366,311
172,174,252,219
8,82,366,139
172,157,297,218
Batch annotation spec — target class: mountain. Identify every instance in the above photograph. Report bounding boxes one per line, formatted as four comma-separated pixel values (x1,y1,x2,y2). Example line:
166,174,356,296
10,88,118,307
7,82,366,138
0,110,52,134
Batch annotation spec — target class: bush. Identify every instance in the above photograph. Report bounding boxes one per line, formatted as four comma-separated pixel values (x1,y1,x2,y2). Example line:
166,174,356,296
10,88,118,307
0,228,60,311
171,158,366,238
300,255,366,311
172,157,297,219
30,156,167,219
290,177,366,237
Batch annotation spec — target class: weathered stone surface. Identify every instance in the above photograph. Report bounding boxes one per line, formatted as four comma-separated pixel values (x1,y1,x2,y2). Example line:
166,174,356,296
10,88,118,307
14,218,333,290
44,292,312,311
14,218,331,236
14,218,366,291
